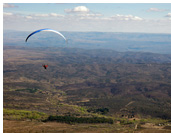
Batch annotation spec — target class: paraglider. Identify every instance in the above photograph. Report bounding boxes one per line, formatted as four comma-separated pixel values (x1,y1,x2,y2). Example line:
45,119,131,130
25,28,67,43
25,28,67,69
42,64,48,69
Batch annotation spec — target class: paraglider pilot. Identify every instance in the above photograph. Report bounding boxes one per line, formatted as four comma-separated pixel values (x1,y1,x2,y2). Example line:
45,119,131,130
42,64,48,69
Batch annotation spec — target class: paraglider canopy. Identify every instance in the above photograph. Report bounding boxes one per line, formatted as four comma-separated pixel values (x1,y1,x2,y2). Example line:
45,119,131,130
25,28,67,43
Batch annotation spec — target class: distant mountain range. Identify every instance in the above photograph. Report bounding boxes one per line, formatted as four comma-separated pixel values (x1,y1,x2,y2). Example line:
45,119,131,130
3,30,171,54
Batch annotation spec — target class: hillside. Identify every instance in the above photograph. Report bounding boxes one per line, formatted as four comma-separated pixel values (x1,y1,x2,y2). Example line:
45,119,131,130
3,45,171,120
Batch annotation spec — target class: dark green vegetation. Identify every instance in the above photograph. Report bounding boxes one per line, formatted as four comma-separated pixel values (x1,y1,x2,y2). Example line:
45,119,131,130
87,107,109,115
3,45,171,131
46,115,113,124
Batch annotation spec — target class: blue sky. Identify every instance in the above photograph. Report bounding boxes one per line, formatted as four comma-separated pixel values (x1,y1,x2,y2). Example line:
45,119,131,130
3,3,171,33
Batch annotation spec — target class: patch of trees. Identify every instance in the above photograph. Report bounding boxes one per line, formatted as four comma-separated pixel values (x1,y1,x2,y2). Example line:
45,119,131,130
15,88,38,93
45,115,113,124
87,107,109,115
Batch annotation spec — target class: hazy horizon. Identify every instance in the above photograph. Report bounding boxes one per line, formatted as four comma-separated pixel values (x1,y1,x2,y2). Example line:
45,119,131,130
3,30,171,55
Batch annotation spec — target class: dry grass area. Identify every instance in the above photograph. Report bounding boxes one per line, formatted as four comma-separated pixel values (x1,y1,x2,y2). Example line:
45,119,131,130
4,120,171,133
140,123,164,129
135,129,171,133
3,120,122,133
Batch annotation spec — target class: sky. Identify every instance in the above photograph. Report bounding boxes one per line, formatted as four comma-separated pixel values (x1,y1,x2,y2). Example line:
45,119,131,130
3,3,171,33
